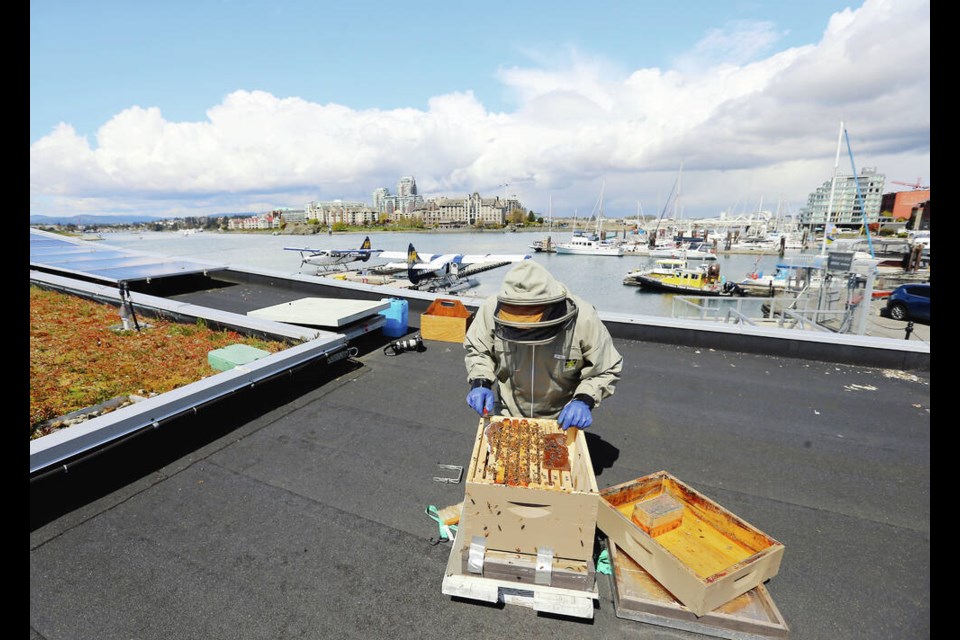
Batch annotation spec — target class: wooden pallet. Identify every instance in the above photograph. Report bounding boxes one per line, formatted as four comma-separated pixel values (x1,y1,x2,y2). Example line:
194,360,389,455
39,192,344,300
441,531,599,619
607,540,790,639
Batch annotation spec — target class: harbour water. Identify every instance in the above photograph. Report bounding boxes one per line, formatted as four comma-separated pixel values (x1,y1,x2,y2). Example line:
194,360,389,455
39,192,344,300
99,230,806,318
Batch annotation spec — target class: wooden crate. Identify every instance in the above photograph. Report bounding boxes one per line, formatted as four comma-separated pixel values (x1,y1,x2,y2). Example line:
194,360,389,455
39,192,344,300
607,540,790,638
459,547,596,591
420,298,473,343
458,416,599,564
597,471,784,617
442,525,599,620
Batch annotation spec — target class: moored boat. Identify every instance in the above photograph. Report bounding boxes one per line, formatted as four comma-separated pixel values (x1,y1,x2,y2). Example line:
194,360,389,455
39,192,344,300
530,196,558,253
529,237,557,253
680,241,718,261
736,254,827,297
623,258,685,286
554,181,623,256
624,258,741,296
555,234,624,256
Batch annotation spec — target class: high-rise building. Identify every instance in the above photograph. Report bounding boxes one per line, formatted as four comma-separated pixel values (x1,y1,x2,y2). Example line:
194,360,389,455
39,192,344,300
371,187,389,211
397,176,417,197
375,177,423,216
798,167,885,230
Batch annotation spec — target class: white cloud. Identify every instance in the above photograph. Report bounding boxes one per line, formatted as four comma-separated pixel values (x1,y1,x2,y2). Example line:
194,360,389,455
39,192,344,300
30,0,929,220
673,20,786,71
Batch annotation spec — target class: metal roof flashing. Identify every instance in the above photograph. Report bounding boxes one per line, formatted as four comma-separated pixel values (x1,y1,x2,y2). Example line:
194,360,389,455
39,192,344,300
30,337,349,475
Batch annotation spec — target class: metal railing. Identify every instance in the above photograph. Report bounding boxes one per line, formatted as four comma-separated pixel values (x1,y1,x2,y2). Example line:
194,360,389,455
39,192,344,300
671,271,875,335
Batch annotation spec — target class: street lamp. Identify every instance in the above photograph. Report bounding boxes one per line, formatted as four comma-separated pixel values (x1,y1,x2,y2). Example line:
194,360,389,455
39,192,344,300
499,183,510,223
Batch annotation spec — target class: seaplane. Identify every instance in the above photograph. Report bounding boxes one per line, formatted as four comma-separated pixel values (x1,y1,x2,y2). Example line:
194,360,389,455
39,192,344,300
373,244,530,292
284,236,384,270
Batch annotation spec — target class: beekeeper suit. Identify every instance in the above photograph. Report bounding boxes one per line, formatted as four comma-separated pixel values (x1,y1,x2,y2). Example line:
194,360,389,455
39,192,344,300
464,260,622,430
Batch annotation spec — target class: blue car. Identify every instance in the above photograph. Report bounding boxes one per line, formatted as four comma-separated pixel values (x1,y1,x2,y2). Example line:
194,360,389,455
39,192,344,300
885,283,930,322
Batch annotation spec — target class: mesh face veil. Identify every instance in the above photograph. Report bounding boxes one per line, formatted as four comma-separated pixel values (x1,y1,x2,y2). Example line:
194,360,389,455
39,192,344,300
493,299,577,344
492,262,577,345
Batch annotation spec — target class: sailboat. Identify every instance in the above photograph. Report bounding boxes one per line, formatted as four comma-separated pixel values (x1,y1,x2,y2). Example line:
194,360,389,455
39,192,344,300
529,196,557,253
621,201,652,255
647,163,685,255
554,182,624,256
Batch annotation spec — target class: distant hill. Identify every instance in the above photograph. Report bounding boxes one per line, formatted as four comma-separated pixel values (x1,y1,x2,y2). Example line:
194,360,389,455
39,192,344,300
30,213,255,226
30,214,166,226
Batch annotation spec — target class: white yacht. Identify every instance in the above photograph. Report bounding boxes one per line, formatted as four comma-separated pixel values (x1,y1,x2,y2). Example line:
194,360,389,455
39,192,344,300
554,234,624,256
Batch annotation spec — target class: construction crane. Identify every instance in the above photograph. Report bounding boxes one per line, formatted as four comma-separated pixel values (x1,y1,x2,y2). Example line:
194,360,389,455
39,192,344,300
892,178,928,190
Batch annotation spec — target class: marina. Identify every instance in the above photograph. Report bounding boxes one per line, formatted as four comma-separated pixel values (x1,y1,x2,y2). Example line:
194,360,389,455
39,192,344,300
93,229,930,340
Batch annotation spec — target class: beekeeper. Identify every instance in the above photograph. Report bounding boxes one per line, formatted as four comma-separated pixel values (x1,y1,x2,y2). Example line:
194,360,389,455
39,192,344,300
463,260,622,430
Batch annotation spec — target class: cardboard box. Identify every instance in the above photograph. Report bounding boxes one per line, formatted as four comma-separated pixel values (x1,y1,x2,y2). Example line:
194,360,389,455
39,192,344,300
458,416,599,564
597,471,784,617
420,298,473,343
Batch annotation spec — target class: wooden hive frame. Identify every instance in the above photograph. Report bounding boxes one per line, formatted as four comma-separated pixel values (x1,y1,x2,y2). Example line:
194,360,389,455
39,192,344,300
467,417,589,491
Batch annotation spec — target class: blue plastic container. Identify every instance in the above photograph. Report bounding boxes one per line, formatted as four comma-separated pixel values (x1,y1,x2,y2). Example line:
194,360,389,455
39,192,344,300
379,298,409,338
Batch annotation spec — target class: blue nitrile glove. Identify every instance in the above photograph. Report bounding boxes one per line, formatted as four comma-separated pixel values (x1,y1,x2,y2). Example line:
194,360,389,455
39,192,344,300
558,399,592,429
466,387,494,416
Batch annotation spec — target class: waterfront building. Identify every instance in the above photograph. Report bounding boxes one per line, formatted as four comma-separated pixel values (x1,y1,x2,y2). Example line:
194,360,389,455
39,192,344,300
419,192,509,227
396,176,416,197
371,187,389,212
275,208,306,224
302,175,521,228
881,189,930,230
374,177,425,218
305,200,378,226
798,167,885,231
227,212,282,230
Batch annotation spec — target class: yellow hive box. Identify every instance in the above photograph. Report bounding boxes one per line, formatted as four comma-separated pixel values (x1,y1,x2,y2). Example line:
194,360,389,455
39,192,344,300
420,298,474,343
598,471,785,617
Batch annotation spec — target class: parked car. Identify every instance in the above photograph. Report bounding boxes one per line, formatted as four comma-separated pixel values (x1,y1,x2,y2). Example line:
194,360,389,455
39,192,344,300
885,283,930,322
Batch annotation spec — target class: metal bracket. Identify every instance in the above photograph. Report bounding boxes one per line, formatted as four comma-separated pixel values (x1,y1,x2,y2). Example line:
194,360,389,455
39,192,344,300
468,536,487,574
433,464,463,484
536,547,554,585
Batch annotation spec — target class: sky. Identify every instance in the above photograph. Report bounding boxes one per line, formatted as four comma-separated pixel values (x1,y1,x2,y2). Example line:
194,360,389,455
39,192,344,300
29,0,930,222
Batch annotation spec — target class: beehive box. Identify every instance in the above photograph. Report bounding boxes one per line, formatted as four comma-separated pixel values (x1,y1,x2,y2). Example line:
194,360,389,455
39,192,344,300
458,416,599,564
607,541,790,637
598,471,784,617
420,298,473,343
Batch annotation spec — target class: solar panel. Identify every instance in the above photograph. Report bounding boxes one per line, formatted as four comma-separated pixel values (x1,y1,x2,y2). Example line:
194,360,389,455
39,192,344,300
30,229,223,283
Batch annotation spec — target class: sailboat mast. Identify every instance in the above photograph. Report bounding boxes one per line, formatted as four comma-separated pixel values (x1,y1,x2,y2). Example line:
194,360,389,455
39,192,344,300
546,195,553,250
675,161,683,226
821,120,844,255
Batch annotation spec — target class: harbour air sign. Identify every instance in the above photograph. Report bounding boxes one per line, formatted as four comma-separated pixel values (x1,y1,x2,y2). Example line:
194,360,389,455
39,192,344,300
827,251,855,272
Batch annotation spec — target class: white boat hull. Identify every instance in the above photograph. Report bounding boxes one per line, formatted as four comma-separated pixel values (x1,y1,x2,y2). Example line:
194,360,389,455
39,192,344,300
555,245,623,256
